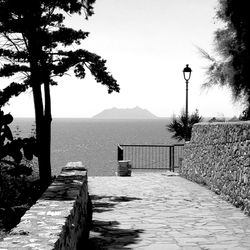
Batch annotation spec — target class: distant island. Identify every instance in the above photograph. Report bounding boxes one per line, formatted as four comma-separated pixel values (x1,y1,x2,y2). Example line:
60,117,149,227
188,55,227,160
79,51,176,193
92,106,158,119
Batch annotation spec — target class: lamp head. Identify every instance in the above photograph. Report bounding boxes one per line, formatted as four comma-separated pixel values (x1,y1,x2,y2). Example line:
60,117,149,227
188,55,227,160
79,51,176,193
183,64,192,81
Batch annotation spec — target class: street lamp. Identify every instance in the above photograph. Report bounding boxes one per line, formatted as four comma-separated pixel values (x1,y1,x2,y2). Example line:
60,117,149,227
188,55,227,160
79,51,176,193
183,64,192,141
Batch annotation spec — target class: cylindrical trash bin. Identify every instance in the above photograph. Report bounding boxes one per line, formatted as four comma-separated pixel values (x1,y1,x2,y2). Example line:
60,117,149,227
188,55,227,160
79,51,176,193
117,160,132,176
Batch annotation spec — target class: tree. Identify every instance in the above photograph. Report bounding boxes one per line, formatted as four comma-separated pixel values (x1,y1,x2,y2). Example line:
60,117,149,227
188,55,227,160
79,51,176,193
167,110,203,141
199,0,250,119
0,0,120,187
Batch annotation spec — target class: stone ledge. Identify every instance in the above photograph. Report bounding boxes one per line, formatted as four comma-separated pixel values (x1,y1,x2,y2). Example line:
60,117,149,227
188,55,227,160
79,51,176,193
191,122,250,144
181,122,250,215
0,162,91,250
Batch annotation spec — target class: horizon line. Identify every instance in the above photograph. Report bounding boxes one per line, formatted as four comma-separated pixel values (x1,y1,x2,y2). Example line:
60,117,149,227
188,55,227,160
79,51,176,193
12,116,172,119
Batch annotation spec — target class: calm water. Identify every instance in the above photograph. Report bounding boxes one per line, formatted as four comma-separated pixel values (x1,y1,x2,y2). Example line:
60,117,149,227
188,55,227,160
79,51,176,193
11,118,177,176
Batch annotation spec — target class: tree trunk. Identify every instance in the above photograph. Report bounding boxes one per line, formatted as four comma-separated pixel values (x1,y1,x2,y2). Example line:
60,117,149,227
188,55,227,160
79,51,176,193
43,65,52,184
27,9,52,187
31,69,52,188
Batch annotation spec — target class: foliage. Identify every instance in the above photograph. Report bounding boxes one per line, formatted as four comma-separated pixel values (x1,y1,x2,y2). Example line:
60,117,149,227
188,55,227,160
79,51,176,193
0,160,42,230
199,0,250,119
239,107,250,121
0,0,120,186
0,110,37,176
0,114,41,230
0,0,119,95
167,109,203,141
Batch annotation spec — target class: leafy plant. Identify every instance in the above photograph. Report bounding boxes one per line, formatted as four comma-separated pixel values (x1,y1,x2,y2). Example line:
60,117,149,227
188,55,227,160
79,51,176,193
167,109,203,141
0,110,37,176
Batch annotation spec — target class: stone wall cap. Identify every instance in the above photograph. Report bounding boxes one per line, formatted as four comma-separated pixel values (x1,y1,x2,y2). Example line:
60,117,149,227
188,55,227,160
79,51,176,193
194,121,250,126
63,161,87,171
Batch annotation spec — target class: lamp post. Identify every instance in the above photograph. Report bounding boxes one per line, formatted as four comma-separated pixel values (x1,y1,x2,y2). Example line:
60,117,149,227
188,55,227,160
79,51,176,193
183,64,192,141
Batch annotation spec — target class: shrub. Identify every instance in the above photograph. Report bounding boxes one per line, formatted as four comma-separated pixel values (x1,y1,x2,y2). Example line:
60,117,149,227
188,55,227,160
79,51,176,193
167,109,203,141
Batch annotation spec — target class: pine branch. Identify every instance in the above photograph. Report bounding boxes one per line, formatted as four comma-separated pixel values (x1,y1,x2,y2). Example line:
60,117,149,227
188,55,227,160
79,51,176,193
0,64,30,77
50,49,119,93
3,33,20,52
0,82,29,107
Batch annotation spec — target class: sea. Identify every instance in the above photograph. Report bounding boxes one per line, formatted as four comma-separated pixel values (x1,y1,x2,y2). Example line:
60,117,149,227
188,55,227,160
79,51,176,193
10,118,177,176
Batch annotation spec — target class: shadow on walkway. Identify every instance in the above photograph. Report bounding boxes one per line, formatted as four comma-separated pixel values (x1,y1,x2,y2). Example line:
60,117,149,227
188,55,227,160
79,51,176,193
87,195,144,249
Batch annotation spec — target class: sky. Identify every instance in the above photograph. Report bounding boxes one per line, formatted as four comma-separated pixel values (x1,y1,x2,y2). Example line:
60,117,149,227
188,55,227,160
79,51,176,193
2,0,244,118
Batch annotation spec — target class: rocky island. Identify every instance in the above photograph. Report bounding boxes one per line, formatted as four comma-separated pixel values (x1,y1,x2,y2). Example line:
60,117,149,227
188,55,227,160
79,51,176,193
92,106,158,119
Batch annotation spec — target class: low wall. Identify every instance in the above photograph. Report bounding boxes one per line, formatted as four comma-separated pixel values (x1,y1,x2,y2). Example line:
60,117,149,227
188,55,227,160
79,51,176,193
180,122,250,215
0,162,92,249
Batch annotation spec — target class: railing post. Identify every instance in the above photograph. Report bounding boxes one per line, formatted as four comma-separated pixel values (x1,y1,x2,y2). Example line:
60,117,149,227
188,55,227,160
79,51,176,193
172,146,175,172
169,146,171,171
169,146,175,172
117,145,124,161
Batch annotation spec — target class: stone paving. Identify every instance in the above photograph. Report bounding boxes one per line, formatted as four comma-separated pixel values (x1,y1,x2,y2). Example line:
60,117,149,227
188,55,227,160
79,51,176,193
87,171,250,250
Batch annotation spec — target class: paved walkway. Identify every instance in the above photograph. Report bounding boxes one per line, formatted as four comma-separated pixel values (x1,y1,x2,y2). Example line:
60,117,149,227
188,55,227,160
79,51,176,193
87,172,250,249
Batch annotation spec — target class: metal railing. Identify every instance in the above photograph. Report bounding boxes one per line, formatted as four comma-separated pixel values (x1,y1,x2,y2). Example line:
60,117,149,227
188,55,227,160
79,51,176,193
117,144,184,171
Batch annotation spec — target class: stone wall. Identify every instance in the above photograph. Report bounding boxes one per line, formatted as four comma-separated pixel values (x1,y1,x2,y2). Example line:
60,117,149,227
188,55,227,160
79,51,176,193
180,122,250,215
0,162,92,249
